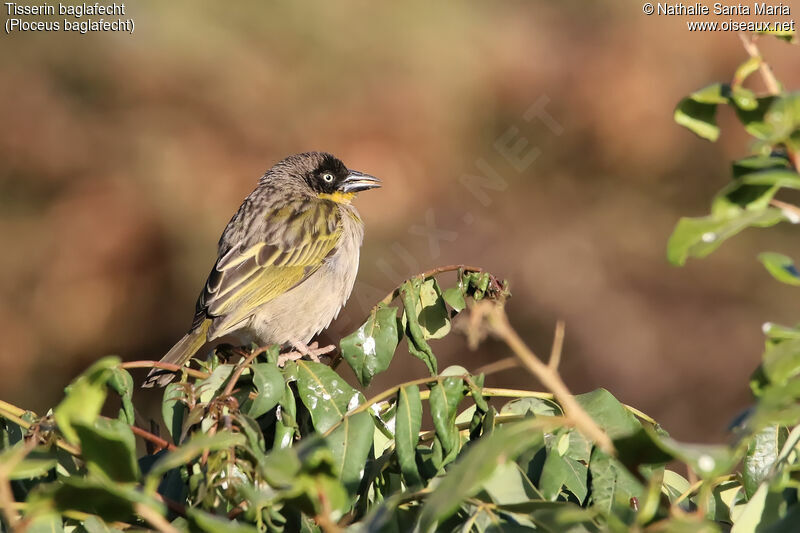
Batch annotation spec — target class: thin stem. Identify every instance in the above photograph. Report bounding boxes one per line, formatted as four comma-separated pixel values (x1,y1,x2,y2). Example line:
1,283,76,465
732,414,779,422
770,199,800,222
136,502,180,533
130,424,176,451
738,32,781,95
673,474,737,506
548,320,566,370
484,303,614,454
471,357,518,377
377,264,484,307
0,401,81,456
222,346,272,397
120,361,210,380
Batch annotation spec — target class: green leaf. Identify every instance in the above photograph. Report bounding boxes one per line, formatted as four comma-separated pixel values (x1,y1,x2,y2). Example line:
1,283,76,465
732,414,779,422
415,278,452,339
540,451,588,503
326,411,373,494
417,420,545,532
197,364,235,403
2,445,57,480
575,389,640,439
73,417,140,482
675,90,724,141
296,361,362,433
108,367,134,425
53,356,119,445
161,382,186,445
442,286,466,312
83,516,125,533
732,86,758,111
733,96,777,140
273,381,298,450
762,337,800,385
743,425,781,499
396,385,423,487
340,305,401,387
482,461,541,505
428,376,466,459
26,513,64,533
588,447,643,524
758,252,800,286
400,279,438,375
144,432,246,489
730,482,781,532
661,469,691,506
501,397,561,418
644,426,737,479
28,476,163,523
733,56,762,89
764,92,800,144
667,208,785,266
187,507,259,533
248,362,284,418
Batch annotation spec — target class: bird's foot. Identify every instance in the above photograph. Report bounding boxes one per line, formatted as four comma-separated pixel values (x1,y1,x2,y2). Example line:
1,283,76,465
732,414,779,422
215,343,250,364
277,341,336,367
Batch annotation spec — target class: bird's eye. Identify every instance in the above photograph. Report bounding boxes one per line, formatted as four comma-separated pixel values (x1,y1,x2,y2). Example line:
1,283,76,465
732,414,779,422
322,173,334,183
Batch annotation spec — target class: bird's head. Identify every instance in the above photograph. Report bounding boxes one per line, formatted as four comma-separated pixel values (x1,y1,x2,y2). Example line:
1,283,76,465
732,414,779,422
267,152,381,204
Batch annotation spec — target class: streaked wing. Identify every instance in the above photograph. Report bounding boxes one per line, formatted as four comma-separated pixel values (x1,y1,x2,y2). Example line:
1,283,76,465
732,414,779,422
192,198,341,337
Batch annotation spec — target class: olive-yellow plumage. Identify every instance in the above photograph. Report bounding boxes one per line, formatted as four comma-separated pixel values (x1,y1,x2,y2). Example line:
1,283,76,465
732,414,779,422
144,152,380,387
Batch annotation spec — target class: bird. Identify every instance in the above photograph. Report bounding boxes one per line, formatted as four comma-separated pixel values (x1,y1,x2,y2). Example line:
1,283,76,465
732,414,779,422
143,152,381,387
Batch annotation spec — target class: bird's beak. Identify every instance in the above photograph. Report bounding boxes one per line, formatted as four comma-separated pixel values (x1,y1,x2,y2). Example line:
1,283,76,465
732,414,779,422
341,170,381,193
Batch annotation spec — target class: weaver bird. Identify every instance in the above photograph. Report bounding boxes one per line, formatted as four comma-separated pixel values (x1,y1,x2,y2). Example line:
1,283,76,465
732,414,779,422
144,152,380,387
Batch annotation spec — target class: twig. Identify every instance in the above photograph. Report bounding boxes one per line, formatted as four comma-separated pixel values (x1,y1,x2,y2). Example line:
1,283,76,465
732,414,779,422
673,474,737,506
130,424,176,451
548,320,566,370
482,303,614,454
738,32,781,95
120,361,210,380
471,356,518,377
770,198,800,222
0,401,81,456
377,264,484,307
0,439,36,527
136,502,181,533
222,345,273,397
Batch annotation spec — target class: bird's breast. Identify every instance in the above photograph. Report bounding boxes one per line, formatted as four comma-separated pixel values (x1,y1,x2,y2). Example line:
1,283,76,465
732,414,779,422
246,206,364,345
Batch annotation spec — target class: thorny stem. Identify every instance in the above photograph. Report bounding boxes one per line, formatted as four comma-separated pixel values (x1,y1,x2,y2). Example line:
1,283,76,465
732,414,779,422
738,32,781,95
482,302,615,454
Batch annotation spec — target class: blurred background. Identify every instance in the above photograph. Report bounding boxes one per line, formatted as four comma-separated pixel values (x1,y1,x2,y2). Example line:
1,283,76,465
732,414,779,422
2,1,798,442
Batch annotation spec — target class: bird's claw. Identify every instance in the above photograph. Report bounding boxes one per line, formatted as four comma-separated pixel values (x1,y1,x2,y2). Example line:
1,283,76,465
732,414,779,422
277,341,336,367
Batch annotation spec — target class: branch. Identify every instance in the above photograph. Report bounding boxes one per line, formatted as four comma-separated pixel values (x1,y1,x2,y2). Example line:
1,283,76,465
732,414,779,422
377,264,485,307
738,32,781,95
548,320,566,370
482,302,615,454
130,424,176,451
120,361,210,380
0,400,80,456
222,345,273,397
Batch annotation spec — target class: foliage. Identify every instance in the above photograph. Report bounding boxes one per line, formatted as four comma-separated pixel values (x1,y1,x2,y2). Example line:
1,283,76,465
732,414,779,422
2,32,800,532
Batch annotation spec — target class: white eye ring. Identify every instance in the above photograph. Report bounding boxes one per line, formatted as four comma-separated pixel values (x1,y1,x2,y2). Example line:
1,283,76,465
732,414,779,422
322,173,334,183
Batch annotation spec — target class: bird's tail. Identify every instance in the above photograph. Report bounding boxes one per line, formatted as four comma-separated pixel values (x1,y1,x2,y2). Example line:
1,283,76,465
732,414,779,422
143,320,211,388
